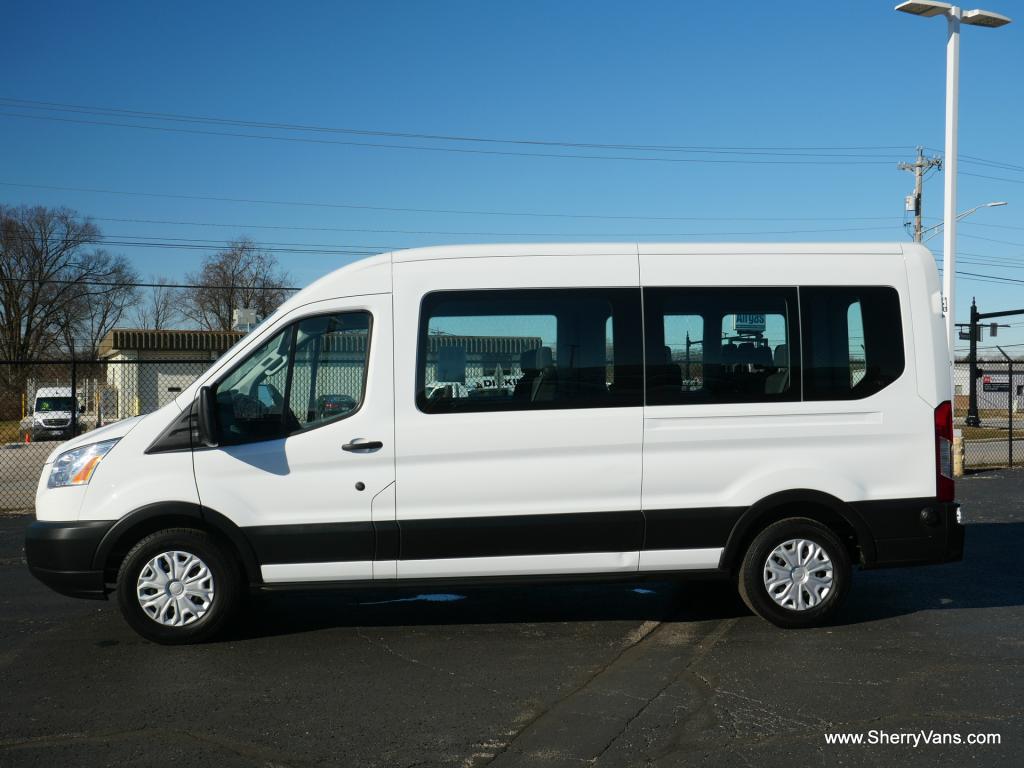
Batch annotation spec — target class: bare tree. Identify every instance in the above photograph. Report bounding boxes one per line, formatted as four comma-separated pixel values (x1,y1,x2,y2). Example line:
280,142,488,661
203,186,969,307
132,276,182,330
0,205,140,361
181,238,292,331
56,249,140,356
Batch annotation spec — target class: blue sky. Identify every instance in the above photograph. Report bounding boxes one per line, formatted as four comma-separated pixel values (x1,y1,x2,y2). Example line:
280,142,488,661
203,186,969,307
2,1,1022,354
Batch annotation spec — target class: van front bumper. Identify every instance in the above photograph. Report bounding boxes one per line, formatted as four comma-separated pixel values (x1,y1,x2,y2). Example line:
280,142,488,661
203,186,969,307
31,425,77,441
855,499,964,569
25,520,114,599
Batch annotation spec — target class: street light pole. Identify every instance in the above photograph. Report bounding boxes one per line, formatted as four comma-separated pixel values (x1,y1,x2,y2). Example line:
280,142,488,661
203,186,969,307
895,1,1012,373
942,6,960,366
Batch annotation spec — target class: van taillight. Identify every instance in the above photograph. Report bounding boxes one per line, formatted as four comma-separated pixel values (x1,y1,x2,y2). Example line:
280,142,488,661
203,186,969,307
935,401,954,502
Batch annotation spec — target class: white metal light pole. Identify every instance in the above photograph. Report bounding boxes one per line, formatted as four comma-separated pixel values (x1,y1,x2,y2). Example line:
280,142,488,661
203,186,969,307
943,6,960,368
894,1,1011,371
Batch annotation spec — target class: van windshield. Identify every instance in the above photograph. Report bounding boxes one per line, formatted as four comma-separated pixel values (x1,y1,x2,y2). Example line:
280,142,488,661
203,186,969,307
36,397,76,412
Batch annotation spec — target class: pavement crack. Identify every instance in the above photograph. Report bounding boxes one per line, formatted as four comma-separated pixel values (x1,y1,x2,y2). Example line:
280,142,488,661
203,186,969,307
479,617,669,766
356,627,503,696
589,618,738,765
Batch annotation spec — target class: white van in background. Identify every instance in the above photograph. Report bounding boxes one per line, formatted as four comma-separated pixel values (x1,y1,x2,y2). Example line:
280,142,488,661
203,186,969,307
25,243,963,643
29,387,83,442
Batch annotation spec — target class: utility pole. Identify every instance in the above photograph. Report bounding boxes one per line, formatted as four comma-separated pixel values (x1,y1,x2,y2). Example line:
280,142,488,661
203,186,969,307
898,146,942,242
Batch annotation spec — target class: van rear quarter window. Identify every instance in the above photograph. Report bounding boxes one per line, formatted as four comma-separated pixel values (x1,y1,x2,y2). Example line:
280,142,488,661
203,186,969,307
800,286,904,400
416,288,643,413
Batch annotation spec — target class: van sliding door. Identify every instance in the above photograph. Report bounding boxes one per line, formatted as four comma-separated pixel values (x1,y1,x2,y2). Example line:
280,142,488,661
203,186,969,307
392,252,644,579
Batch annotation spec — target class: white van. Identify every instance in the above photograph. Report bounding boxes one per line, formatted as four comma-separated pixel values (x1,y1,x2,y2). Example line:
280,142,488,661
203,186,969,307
29,387,83,442
25,243,963,643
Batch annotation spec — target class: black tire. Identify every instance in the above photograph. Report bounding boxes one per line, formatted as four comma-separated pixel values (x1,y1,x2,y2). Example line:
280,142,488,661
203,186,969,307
737,517,851,629
116,528,242,644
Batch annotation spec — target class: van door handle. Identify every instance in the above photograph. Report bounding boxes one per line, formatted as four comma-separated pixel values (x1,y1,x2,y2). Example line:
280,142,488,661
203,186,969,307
343,440,383,452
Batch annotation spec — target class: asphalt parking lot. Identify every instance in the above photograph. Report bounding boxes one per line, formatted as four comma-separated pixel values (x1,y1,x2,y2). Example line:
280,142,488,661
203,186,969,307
1,473,1022,768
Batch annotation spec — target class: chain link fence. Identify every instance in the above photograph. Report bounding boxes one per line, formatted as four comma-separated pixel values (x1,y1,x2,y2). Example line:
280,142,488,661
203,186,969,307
1,358,213,513
954,361,1023,471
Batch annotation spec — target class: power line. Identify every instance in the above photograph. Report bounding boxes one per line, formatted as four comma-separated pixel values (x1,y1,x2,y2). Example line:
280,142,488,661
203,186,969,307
89,214,910,236
960,222,1024,233
949,270,1024,286
924,146,1024,175
959,232,1024,248
0,110,903,166
0,96,913,157
0,232,384,256
956,259,1024,271
961,171,1024,185
7,228,914,254
8,267,1023,294
2,277,301,291
80,225,914,245
0,180,923,222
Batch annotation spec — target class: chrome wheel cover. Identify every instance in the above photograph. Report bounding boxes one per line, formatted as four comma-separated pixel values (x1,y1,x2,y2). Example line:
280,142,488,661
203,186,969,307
763,538,834,611
136,551,215,627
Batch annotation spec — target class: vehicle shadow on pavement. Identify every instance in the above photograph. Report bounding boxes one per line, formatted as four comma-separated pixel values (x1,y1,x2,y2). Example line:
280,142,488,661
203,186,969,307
228,578,749,641
838,521,1024,624
229,522,1023,640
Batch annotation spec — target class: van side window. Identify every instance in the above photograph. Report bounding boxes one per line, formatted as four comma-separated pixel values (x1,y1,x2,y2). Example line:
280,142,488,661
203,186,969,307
661,314,704,393
801,287,904,400
644,288,799,405
417,289,642,413
214,312,371,444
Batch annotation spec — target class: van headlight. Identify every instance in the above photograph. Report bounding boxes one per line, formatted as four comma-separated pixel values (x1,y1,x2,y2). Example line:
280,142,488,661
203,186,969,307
48,439,119,488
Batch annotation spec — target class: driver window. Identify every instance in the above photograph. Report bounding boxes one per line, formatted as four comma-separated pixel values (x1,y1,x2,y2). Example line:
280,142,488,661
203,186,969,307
213,311,371,445
215,328,292,444
288,313,371,431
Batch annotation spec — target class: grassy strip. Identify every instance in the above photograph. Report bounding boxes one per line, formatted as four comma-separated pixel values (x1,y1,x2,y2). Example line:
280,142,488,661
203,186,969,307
962,427,1024,440
0,420,22,443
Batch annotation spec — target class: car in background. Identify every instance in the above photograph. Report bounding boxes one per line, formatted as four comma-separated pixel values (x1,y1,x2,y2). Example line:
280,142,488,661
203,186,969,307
316,394,357,420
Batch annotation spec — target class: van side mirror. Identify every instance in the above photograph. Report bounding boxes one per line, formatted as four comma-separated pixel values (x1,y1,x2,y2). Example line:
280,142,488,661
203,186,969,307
78,405,85,414
196,386,219,448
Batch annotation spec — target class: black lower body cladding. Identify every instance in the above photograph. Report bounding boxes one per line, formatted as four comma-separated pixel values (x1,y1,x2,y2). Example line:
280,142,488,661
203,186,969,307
854,499,964,567
24,520,114,598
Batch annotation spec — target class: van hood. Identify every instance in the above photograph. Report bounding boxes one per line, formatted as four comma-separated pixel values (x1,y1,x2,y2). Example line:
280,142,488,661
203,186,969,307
43,414,147,464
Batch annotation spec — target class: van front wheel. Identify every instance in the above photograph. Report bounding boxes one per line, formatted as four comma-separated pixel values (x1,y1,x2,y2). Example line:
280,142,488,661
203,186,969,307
116,528,241,644
737,517,851,629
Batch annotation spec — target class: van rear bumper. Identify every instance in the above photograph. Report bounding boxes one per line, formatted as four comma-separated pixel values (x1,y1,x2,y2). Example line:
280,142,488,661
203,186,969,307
855,500,964,569
25,520,114,599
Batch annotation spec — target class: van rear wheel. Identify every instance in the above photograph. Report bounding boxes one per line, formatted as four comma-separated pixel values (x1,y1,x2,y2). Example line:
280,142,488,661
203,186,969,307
737,517,851,628
116,528,241,644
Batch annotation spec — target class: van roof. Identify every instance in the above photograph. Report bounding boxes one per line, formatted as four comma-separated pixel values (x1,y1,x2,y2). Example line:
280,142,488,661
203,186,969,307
390,242,907,263
277,242,923,312
35,387,73,397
